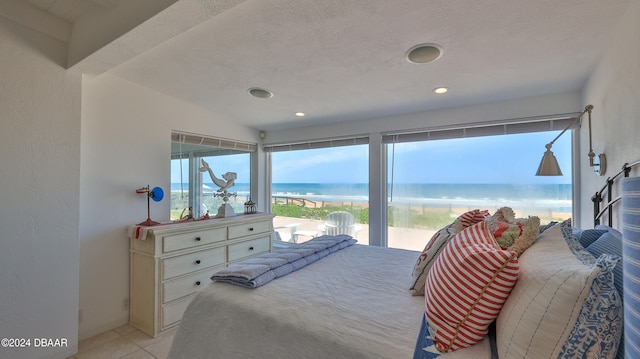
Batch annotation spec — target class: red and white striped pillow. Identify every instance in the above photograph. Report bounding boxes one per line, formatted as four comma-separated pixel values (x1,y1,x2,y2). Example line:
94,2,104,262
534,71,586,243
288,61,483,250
409,209,489,296
424,220,519,352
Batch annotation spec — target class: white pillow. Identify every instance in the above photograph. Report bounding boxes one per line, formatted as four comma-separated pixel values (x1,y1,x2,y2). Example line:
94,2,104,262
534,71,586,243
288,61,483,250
496,220,623,359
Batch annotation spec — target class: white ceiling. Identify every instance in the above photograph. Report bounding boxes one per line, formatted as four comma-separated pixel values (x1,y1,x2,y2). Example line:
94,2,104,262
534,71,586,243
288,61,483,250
23,0,633,131
23,0,117,22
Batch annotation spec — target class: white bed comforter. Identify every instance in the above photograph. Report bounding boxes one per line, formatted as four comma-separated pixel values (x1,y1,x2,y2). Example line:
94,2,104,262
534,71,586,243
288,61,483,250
168,244,490,359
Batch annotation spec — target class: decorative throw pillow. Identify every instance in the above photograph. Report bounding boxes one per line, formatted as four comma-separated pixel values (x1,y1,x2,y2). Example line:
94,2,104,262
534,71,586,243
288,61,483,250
496,220,623,359
485,207,540,256
424,220,519,352
586,230,625,359
409,209,489,296
576,228,609,248
540,220,558,233
506,215,540,256
587,232,623,300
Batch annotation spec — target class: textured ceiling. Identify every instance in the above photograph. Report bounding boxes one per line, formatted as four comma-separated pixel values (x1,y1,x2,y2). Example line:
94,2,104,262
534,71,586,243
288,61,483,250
24,0,117,22
22,0,634,131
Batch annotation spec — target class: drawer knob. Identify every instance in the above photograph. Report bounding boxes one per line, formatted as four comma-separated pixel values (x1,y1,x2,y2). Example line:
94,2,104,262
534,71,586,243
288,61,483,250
195,237,201,241
248,227,254,231
195,281,201,286
195,260,201,265
249,246,254,251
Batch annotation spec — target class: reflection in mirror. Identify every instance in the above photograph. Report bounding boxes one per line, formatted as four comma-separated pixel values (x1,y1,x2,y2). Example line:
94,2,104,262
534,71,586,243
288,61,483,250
171,131,256,220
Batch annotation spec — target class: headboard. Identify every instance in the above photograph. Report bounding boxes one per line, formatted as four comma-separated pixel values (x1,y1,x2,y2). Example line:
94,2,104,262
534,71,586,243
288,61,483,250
592,160,640,226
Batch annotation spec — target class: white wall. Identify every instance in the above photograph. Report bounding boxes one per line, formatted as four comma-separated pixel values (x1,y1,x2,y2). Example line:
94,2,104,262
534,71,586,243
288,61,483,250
578,0,640,228
0,13,81,359
78,74,259,339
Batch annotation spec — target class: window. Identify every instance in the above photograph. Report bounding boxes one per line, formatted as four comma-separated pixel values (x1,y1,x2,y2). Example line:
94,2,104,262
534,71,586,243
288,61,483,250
265,114,577,249
171,131,255,220
266,138,369,245
385,131,572,251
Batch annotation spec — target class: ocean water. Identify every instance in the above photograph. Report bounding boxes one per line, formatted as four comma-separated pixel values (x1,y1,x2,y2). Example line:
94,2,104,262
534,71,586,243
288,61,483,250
172,182,572,213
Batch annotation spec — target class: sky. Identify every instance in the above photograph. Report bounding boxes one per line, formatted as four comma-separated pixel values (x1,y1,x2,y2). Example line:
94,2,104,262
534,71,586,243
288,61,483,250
172,130,572,185
171,153,251,184
271,131,572,184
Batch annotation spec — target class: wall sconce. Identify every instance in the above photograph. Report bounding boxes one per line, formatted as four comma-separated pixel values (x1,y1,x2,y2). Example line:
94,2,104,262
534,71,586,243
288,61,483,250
136,185,164,226
536,104,606,176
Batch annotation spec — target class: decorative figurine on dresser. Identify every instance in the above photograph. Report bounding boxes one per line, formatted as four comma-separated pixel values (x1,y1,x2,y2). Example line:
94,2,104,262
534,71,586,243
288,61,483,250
244,198,257,214
127,212,274,337
199,159,238,217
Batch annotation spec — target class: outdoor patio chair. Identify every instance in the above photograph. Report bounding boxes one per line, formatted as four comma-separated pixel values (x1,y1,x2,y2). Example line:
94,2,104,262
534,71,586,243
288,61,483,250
318,211,361,238
273,223,301,243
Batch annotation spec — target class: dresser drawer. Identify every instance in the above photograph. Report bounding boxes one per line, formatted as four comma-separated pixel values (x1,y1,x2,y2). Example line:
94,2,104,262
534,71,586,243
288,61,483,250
161,296,193,330
228,220,271,239
163,247,225,280
162,267,221,303
163,227,226,252
228,236,270,262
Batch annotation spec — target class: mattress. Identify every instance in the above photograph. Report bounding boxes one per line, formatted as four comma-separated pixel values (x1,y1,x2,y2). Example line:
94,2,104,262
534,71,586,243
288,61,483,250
168,244,490,359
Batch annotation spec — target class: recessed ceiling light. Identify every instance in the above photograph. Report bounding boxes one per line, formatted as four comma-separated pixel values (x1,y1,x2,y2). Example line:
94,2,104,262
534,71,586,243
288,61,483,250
248,87,273,99
295,112,305,117
433,87,449,94
406,43,443,64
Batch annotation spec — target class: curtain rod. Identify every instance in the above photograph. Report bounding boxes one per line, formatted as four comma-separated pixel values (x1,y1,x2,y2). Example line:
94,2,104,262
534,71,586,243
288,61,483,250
381,111,581,137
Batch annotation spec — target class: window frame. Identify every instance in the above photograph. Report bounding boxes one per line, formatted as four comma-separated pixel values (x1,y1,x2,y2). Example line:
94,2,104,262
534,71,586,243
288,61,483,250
265,113,579,247
171,131,256,219
265,136,370,245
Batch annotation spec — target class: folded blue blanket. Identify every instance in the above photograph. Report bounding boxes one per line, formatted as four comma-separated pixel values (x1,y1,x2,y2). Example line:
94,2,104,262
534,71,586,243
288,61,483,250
211,234,356,288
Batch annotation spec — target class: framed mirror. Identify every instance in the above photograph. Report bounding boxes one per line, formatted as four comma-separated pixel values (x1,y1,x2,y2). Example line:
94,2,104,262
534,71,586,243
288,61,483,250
171,131,256,220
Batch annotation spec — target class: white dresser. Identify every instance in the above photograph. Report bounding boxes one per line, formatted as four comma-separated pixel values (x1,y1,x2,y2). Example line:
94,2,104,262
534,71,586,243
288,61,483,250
128,213,274,337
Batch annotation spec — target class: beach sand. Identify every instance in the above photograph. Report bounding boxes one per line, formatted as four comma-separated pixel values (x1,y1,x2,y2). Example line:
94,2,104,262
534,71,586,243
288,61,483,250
273,204,571,252
274,216,436,251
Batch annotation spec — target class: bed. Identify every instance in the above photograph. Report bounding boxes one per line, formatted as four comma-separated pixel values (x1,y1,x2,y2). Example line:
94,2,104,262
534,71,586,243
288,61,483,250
168,167,638,358
168,243,491,358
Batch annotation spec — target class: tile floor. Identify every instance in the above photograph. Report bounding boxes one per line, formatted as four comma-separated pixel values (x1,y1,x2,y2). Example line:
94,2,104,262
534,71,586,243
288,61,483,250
66,324,176,359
